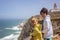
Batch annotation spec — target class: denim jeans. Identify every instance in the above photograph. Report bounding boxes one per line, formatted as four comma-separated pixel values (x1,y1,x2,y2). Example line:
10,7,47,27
44,37,53,40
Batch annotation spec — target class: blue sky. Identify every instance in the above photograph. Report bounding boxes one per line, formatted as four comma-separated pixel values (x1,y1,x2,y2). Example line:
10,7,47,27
0,0,60,19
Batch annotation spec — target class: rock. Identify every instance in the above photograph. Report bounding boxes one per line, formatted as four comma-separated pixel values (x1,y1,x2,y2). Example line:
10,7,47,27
18,11,60,40
18,16,34,40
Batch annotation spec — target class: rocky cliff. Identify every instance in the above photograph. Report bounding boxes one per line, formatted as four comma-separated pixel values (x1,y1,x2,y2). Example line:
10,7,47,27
18,12,60,40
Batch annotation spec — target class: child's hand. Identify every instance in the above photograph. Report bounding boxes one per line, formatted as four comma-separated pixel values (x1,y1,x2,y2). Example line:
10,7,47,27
30,33,32,36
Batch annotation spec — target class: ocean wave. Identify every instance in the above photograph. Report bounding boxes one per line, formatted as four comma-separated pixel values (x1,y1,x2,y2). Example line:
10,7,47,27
15,31,21,34
0,34,19,40
0,34,14,40
5,22,25,30
5,26,22,30
0,28,22,40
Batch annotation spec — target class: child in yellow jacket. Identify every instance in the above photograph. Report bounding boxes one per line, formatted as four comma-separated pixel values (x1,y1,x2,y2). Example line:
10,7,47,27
30,17,43,40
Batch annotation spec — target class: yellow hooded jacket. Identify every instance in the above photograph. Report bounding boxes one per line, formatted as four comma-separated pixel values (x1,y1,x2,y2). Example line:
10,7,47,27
30,24,43,40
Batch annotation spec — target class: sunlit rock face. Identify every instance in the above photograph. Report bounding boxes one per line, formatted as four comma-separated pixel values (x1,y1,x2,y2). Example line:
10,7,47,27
18,11,60,40
18,17,34,40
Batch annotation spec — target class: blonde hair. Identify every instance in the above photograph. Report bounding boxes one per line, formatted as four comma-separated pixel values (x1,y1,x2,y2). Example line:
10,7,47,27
31,17,38,23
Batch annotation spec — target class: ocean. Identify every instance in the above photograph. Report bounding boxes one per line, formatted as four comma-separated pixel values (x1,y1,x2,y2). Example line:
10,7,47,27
0,19,25,40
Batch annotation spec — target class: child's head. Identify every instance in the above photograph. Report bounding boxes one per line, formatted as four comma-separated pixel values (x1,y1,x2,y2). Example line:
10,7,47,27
40,7,48,19
31,17,38,25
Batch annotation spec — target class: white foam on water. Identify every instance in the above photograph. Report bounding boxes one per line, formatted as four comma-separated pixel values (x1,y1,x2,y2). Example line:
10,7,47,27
5,22,24,30
15,31,21,34
18,22,25,28
5,25,22,30
1,22,24,40
0,34,20,40
0,30,22,40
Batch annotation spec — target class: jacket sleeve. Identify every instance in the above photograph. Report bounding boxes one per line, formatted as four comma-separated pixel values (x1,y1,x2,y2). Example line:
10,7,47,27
35,27,42,34
30,27,42,36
